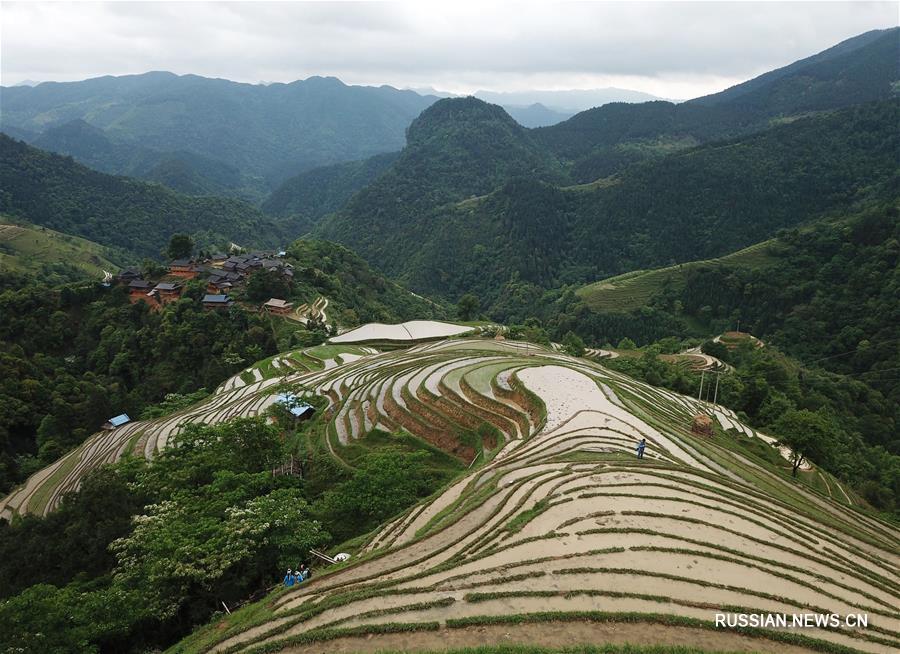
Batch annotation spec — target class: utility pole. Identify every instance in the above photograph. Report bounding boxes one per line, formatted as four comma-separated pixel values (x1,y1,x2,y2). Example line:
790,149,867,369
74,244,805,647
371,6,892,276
697,371,705,403
713,371,720,405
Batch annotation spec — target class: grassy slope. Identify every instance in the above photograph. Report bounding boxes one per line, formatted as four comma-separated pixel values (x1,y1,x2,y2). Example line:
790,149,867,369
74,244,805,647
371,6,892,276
576,240,778,313
0,217,123,279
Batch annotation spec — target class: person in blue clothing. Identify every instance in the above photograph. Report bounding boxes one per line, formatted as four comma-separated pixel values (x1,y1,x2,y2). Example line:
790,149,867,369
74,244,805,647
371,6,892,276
283,568,295,587
636,438,646,459
297,563,309,581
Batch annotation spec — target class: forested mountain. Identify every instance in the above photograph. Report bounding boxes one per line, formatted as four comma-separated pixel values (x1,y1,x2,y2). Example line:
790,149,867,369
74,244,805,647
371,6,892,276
28,119,254,200
262,152,400,234
0,135,283,258
690,26,898,108
315,96,566,271
534,27,899,181
318,99,899,308
0,72,438,191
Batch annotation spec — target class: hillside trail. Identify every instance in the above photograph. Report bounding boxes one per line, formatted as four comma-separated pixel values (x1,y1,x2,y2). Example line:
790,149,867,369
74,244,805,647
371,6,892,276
270,619,823,654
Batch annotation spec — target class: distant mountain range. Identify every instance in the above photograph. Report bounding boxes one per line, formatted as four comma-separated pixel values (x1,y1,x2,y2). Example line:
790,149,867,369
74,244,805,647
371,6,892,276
408,86,669,127
0,73,438,198
0,76,674,199
313,27,900,308
1,26,896,281
475,87,669,112
0,134,284,258
500,103,575,128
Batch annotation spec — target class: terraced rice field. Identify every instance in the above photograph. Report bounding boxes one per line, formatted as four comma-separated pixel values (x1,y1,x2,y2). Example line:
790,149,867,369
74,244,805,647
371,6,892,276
0,344,371,520
172,339,896,654
292,296,329,325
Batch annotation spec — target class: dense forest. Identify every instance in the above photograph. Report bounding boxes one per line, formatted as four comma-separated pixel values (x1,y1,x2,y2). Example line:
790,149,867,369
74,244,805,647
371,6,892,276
0,416,459,652
0,135,283,257
262,152,400,234
0,276,278,493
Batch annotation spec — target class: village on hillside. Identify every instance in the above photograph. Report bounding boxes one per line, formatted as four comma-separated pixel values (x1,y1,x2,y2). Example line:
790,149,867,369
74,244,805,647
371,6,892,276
115,251,298,315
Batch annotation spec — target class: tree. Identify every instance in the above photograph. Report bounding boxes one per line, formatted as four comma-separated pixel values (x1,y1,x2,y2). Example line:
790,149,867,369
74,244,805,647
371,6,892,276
110,482,327,618
457,293,480,321
773,409,840,477
561,331,586,357
245,269,290,303
166,233,194,260
141,258,167,279
315,448,437,542
0,583,148,654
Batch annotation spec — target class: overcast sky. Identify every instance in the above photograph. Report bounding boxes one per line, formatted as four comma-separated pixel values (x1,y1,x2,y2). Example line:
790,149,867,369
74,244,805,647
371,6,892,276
1,1,896,99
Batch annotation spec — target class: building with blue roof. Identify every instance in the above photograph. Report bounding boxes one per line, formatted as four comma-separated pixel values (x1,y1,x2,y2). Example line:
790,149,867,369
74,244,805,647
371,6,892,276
102,413,131,430
275,393,316,421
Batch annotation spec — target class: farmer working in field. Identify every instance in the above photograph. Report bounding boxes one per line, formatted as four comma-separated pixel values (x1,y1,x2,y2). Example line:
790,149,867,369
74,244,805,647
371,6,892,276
636,438,646,459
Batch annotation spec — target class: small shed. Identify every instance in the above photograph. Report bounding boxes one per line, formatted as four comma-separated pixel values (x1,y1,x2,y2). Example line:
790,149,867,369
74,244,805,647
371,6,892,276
102,413,131,430
276,393,316,421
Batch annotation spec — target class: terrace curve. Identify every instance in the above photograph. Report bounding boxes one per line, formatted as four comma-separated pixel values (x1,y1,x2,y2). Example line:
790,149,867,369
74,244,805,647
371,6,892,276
174,339,898,654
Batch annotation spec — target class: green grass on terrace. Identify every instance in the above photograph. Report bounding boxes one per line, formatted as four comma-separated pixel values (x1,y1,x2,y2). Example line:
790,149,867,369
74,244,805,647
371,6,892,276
340,428,465,476
305,344,368,361
577,240,778,313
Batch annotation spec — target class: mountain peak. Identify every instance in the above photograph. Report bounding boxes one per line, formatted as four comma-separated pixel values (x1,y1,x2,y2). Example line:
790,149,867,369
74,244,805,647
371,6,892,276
406,96,520,144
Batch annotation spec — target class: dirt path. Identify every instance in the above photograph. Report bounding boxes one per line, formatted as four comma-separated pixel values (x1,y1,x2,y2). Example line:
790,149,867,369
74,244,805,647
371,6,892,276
275,621,822,654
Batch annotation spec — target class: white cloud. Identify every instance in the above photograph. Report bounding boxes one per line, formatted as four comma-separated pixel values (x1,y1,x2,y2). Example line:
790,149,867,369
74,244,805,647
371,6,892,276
1,1,895,99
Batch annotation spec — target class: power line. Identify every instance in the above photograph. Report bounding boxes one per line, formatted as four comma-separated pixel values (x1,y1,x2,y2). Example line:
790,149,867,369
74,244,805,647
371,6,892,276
804,337,900,364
